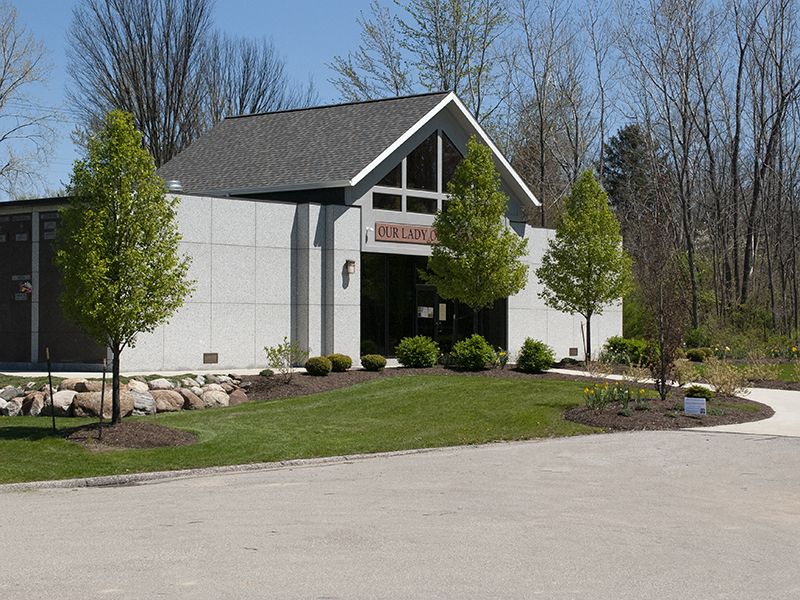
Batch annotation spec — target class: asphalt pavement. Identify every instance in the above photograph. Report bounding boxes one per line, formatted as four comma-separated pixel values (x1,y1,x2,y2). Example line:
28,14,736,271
2,372,800,598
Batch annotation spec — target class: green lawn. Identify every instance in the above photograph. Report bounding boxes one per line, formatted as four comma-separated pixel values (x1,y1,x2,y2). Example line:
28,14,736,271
0,375,598,485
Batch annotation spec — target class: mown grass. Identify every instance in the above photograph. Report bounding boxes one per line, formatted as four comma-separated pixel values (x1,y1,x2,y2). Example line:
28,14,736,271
0,375,598,485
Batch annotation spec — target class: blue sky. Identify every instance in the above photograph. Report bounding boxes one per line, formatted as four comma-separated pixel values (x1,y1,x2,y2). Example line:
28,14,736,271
15,0,380,195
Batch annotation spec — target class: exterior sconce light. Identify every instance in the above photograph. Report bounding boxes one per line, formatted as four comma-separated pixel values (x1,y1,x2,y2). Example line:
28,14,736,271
345,259,356,274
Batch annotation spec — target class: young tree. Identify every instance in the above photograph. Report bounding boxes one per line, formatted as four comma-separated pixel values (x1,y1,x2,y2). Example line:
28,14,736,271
536,170,631,361
420,136,529,331
630,187,689,401
55,110,194,424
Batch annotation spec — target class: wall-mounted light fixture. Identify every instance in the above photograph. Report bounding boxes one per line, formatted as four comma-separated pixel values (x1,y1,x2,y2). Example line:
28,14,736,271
345,259,356,274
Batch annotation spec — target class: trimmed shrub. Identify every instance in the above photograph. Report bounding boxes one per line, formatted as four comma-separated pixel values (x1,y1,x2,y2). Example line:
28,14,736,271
395,335,439,368
685,348,705,362
452,334,495,371
327,354,352,372
361,354,387,372
685,384,714,400
517,338,555,373
604,335,648,365
305,356,332,376
259,369,274,377
699,347,714,358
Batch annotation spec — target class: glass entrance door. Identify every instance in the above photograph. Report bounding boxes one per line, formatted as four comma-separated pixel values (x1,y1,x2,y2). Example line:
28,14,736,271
415,285,456,352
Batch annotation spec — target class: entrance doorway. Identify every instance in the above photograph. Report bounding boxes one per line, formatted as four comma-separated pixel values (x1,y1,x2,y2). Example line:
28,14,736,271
414,285,457,352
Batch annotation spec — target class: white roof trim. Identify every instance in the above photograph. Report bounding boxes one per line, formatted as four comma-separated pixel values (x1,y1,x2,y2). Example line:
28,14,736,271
349,91,540,207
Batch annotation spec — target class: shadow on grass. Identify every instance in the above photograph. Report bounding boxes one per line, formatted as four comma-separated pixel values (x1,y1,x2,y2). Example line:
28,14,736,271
0,425,61,442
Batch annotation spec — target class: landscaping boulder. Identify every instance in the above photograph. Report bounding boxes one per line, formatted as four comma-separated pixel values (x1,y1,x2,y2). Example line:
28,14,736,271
190,386,204,397
204,383,225,393
205,374,220,384
58,378,86,391
41,390,77,417
200,390,229,408
22,392,45,416
180,377,200,388
195,375,206,386
75,381,120,393
0,386,23,401
2,400,21,417
72,391,134,419
126,379,150,393
131,390,156,416
220,383,235,394
151,390,184,413
147,378,174,391
227,389,249,406
176,388,204,410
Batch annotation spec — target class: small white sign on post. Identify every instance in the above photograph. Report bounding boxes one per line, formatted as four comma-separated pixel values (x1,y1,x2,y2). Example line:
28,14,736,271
684,397,707,415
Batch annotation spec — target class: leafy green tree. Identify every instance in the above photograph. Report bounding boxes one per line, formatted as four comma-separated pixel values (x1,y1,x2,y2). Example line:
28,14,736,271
420,136,529,331
55,110,194,424
536,170,632,361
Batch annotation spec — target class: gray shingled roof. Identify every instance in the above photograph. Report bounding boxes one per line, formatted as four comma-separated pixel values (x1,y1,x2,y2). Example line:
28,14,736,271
158,92,451,193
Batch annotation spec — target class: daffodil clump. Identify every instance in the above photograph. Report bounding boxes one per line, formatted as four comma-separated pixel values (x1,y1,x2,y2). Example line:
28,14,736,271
584,382,647,413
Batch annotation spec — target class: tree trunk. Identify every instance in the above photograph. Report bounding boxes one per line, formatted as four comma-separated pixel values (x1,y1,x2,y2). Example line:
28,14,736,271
111,343,122,425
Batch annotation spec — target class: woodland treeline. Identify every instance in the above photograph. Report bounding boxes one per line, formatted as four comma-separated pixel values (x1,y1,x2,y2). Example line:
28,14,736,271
330,0,800,342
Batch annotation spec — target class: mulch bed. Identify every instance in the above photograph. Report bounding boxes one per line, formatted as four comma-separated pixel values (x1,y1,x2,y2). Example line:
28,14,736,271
59,420,197,452
60,364,780,450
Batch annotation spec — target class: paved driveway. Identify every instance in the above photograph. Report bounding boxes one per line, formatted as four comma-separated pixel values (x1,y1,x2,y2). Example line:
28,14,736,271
2,428,800,599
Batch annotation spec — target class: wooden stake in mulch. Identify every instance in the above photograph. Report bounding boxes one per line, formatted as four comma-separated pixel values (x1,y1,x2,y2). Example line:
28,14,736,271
46,348,55,435
99,358,107,441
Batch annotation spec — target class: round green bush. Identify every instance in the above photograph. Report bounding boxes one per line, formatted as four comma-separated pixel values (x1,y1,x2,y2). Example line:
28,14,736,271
305,356,332,376
361,354,387,372
685,348,705,362
685,384,714,400
452,334,495,371
395,335,439,368
699,347,714,358
259,368,274,377
327,353,352,372
517,338,555,374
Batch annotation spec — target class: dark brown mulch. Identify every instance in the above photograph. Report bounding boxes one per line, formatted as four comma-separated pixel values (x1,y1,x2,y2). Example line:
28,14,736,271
59,420,197,452
60,364,781,450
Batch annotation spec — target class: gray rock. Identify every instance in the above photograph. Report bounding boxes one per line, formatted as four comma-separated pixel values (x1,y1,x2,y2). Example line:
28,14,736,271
176,388,204,410
0,398,7,411
147,378,174,391
195,375,206,386
203,383,225,393
220,383,235,393
180,377,200,388
205,374,220,384
24,382,37,392
216,375,232,384
151,390,184,413
131,390,156,416
200,390,229,408
190,386,204,397
41,390,77,417
0,386,23,401
2,400,21,417
133,375,148,383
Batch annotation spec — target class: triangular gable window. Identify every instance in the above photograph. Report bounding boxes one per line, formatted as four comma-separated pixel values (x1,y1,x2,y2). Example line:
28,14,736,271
407,132,438,192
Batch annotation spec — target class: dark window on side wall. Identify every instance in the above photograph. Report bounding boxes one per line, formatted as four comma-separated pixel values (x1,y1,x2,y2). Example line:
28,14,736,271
407,131,438,192
373,192,402,211
378,162,402,187
442,132,463,189
407,196,437,214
